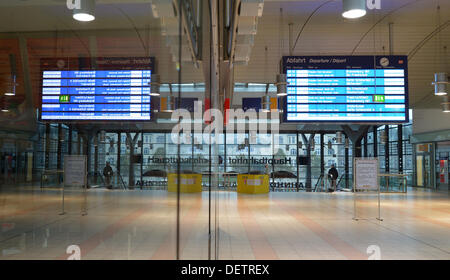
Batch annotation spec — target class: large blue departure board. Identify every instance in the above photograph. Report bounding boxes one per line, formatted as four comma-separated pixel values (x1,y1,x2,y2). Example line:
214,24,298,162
283,56,409,123
40,57,153,121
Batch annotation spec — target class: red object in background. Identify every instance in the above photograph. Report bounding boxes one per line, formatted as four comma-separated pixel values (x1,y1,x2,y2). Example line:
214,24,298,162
2,223,15,232
224,98,230,125
440,160,445,183
204,98,211,124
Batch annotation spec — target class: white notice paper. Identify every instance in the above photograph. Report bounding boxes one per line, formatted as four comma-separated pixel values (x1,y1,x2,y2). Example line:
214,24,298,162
64,155,87,187
354,158,379,191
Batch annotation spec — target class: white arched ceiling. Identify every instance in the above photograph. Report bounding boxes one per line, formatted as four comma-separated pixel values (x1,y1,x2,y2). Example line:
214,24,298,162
0,0,449,109
236,0,450,109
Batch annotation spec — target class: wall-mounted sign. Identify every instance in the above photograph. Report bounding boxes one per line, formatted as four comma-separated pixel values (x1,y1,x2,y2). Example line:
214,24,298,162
283,56,409,123
40,57,154,121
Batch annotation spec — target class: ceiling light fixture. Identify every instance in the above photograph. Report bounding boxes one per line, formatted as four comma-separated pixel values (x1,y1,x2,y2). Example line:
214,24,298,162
73,0,96,22
443,96,450,113
5,54,17,96
342,0,367,19
442,102,450,113
433,73,448,96
150,74,161,96
276,74,287,96
165,84,174,112
432,6,448,97
261,84,271,112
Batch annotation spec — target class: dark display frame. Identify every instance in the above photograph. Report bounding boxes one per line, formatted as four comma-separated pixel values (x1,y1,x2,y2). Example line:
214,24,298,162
39,57,155,123
282,55,409,124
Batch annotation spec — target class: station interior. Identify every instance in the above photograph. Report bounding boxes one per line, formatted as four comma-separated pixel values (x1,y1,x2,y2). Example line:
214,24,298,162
0,0,450,260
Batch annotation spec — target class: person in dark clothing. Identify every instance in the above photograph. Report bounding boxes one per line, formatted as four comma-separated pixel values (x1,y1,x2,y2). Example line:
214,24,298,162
328,164,339,192
103,162,114,189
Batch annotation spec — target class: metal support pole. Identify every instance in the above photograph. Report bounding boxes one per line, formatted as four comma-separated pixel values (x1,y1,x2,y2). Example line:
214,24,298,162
288,23,294,56
320,133,325,175
45,124,50,170
345,137,349,189
94,132,98,185
385,125,390,173
398,124,403,173
353,159,357,220
141,132,144,189
373,126,378,157
68,125,73,155
296,133,299,192
82,156,88,216
377,182,383,221
59,183,66,215
57,124,62,170
117,132,121,177
363,135,368,158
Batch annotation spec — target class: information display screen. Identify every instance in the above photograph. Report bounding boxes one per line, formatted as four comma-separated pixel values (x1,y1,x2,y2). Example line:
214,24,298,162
283,56,409,123
40,57,153,121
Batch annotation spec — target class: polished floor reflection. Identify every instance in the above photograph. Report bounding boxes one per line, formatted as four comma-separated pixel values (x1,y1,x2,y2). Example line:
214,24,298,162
0,187,450,260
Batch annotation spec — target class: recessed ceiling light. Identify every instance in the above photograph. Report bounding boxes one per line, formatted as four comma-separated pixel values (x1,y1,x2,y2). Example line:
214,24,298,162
342,0,367,19
73,0,96,22
342,9,366,19
73,13,95,22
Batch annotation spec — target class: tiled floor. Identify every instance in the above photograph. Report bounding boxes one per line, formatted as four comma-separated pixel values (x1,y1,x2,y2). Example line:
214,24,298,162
0,186,449,260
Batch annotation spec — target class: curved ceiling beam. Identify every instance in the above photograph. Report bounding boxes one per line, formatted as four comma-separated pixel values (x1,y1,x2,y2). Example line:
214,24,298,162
38,6,92,57
350,0,424,55
411,89,437,108
408,20,450,61
111,4,148,54
291,0,334,53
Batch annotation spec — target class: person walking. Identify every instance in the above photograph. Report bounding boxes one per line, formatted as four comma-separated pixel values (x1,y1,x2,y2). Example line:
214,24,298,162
103,162,114,189
328,164,339,192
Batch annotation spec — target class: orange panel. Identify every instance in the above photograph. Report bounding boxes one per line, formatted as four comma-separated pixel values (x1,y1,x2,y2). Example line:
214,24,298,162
270,97,278,110
160,97,167,112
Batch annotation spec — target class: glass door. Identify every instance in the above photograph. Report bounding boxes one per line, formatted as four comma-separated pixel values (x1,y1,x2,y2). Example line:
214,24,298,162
415,143,435,188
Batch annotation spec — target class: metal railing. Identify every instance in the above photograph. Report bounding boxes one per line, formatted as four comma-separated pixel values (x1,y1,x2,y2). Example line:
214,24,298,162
336,174,346,190
379,173,408,193
313,174,324,192
116,173,127,190
87,171,105,188
40,169,64,189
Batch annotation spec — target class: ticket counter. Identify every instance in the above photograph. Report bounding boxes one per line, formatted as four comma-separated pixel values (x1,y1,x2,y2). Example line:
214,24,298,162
237,174,269,194
167,173,202,193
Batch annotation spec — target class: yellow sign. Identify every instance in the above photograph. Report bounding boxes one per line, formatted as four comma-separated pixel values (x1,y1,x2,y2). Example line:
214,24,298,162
237,174,269,194
167,173,202,193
